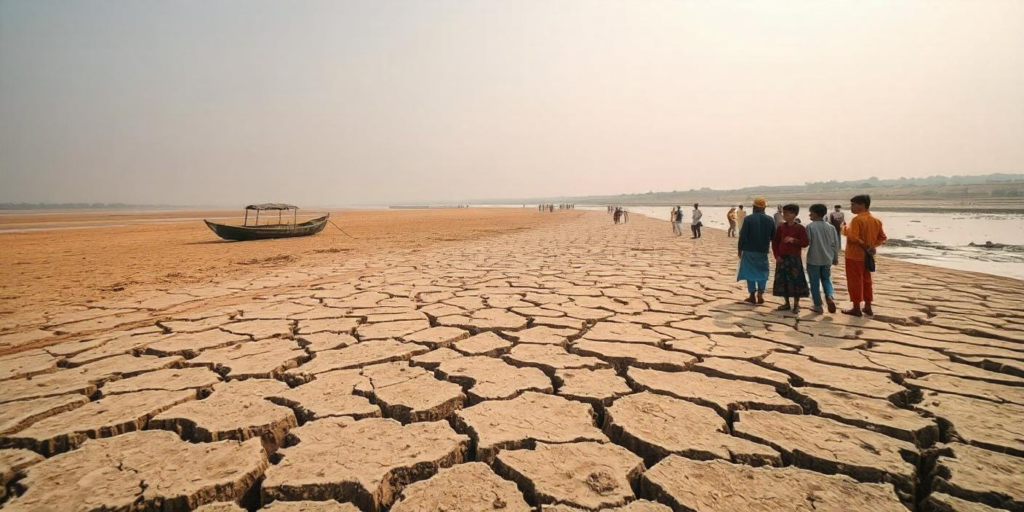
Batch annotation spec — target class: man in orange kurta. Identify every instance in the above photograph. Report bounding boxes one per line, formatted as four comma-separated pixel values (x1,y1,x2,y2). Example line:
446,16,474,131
843,194,887,317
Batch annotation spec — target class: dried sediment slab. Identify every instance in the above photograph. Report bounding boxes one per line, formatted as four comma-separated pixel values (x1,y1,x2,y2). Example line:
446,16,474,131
0,395,90,436
189,339,307,380
222,319,294,339
454,392,607,463
504,326,578,346
410,348,464,370
669,318,746,336
3,431,268,512
403,326,470,348
494,442,644,510
905,374,1024,406
357,320,432,341
0,449,43,500
555,369,632,407
790,386,938,447
297,317,361,335
392,462,532,512
285,340,429,383
64,332,168,366
144,329,249,358
505,344,612,375
542,501,671,512
262,502,361,511
923,493,1008,512
571,340,697,372
930,442,1024,512
604,392,780,467
193,502,247,512
666,334,794,360
1,354,184,404
952,355,1024,379
439,309,530,331
452,331,513,356
733,410,918,500
917,391,1024,456
100,367,222,395
296,332,358,352
627,368,800,418
357,363,465,422
159,315,233,334
761,353,907,402
269,370,380,422
641,456,906,512
150,379,297,453
581,322,669,346
693,357,792,390
801,347,1024,386
262,417,469,512
436,355,552,403
0,349,60,381
1,389,196,456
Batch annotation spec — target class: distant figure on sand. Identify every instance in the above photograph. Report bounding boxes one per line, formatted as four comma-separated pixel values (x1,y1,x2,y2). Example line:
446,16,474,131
727,207,737,237
673,207,683,236
806,204,840,314
772,204,810,314
623,209,629,223
774,205,784,226
613,207,622,224
735,206,746,236
844,195,887,317
737,198,776,305
691,204,703,239
828,205,846,247
670,207,679,235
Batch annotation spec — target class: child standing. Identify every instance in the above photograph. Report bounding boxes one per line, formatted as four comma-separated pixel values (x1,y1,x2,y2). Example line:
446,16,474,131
772,203,810,313
805,204,841,314
844,194,887,317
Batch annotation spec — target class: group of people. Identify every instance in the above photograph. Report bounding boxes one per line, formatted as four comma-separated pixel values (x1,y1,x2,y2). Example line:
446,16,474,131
736,195,886,316
669,204,703,238
538,204,575,212
725,206,746,237
610,206,629,224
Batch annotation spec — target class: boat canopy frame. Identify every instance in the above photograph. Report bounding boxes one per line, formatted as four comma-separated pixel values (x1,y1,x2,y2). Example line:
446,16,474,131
243,203,299,227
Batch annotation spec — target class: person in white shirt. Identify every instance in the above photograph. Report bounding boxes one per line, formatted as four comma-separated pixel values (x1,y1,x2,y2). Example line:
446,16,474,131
691,203,703,239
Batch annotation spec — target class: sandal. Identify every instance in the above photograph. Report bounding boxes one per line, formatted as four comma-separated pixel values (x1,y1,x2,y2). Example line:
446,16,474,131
842,309,863,317
776,304,791,311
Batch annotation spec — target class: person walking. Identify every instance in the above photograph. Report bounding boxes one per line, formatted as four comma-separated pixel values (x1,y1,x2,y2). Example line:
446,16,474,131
828,205,846,248
773,205,784,226
727,207,737,237
673,206,684,236
737,198,776,305
772,204,810,313
691,204,703,238
735,205,746,236
843,195,887,317
805,204,840,314
670,207,679,235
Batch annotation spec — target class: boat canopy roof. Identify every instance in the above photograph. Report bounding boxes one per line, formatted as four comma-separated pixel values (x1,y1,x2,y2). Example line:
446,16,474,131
245,203,298,211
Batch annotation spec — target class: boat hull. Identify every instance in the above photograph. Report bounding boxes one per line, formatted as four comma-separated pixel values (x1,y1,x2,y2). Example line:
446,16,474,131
204,215,329,241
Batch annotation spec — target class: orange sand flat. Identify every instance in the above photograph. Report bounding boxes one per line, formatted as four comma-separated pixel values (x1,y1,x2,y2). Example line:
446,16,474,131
0,208,578,315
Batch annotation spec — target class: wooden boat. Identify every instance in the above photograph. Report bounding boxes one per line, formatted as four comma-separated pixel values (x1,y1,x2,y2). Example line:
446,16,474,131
204,204,329,241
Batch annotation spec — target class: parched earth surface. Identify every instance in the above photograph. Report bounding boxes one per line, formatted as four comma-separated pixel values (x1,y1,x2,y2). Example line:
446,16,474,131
1,210,1023,511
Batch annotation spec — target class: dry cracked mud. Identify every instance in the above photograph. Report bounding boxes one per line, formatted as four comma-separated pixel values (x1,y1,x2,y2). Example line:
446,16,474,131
1,210,1020,511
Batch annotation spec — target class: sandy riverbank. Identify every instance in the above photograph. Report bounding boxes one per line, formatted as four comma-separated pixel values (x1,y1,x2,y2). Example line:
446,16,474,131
0,210,1021,511
0,208,580,316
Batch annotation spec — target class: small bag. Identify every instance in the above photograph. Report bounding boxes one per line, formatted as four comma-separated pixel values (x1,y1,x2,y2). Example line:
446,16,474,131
864,250,876,273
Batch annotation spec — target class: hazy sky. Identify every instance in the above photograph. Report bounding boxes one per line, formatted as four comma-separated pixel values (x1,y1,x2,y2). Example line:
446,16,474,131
2,1,1023,206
